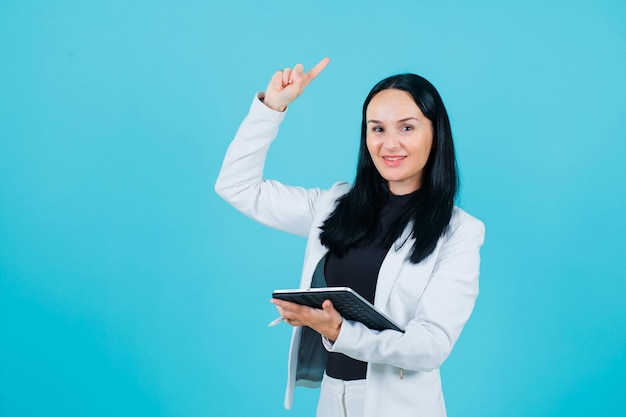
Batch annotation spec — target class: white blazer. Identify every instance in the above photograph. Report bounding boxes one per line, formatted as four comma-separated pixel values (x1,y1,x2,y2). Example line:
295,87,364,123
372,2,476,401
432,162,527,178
215,95,485,417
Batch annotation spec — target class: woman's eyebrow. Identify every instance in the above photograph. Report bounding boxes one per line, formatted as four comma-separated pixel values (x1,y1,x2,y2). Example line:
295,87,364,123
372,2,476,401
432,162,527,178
366,117,420,124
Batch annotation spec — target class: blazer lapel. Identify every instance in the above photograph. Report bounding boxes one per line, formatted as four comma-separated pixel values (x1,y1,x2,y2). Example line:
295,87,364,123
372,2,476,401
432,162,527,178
374,226,414,311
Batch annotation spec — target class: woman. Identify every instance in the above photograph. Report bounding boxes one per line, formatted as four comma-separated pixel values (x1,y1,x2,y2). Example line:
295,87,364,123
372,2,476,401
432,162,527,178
215,57,485,417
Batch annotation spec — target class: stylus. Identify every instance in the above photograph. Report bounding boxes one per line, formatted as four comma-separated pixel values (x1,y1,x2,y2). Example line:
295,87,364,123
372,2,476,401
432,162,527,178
267,317,285,327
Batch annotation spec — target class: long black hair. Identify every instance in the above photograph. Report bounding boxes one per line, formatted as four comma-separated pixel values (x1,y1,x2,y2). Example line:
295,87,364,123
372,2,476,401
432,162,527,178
319,74,458,264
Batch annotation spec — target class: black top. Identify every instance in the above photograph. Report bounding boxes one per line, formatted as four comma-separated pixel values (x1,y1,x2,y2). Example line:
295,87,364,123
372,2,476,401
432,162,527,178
324,190,418,380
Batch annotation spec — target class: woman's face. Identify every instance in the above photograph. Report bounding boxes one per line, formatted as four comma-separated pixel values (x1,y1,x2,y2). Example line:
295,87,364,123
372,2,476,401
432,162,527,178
366,89,434,195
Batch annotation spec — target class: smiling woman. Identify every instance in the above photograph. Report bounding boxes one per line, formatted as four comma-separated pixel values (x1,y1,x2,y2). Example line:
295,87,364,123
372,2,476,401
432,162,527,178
215,59,484,417
366,89,434,195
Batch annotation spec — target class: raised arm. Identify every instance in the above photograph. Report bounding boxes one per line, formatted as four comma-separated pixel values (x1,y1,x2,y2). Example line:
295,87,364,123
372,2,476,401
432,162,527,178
215,58,332,237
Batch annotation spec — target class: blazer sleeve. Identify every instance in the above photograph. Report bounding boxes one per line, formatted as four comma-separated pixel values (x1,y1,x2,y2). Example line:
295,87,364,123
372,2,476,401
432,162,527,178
325,214,485,372
215,94,325,237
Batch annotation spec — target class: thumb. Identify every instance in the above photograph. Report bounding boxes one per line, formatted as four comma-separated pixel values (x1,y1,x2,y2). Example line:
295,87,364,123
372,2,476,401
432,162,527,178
322,299,335,312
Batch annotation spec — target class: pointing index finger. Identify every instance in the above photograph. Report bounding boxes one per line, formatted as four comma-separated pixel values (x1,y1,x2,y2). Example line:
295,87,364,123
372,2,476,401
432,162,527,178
304,57,330,84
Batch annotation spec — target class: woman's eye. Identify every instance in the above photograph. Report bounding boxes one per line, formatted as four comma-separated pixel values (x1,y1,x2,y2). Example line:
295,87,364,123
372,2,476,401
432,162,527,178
401,125,413,132
372,126,383,133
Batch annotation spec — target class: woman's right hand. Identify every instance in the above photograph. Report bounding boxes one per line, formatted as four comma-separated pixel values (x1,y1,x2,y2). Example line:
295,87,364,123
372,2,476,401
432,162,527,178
262,57,330,112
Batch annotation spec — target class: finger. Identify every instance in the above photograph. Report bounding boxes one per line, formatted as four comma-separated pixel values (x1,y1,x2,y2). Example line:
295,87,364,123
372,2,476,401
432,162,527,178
285,318,303,327
271,298,299,309
289,63,304,85
271,298,312,311
268,70,283,91
282,67,292,85
304,57,330,84
279,308,303,326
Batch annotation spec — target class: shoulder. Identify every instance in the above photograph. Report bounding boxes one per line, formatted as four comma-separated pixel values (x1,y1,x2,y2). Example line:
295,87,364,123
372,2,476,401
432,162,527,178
314,181,352,214
327,181,352,198
447,207,486,244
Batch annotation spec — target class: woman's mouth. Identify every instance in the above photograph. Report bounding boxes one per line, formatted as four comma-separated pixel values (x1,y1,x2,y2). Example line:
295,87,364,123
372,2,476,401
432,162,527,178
382,156,406,167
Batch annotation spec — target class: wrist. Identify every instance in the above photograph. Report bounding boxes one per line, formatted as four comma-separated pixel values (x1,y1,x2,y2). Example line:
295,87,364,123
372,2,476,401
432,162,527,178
260,95,286,112
327,317,343,342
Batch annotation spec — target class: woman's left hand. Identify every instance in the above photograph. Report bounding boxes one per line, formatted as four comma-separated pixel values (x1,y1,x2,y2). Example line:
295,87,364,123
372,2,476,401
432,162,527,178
271,298,343,342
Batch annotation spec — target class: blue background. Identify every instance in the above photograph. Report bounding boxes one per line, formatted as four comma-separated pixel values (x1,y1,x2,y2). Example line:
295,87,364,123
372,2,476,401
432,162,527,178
1,0,625,416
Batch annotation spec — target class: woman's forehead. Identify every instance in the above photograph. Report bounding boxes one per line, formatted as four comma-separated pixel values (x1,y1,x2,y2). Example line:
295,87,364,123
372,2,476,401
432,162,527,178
366,89,425,120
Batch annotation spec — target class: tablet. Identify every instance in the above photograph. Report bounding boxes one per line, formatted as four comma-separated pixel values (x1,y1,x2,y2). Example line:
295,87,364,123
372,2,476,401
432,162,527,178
272,287,404,332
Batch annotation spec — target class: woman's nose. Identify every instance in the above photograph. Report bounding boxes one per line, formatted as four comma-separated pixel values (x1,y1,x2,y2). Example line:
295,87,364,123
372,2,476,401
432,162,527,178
382,134,401,150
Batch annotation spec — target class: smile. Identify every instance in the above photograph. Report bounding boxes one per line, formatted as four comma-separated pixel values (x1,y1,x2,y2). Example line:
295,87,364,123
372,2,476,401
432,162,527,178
383,156,406,161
